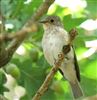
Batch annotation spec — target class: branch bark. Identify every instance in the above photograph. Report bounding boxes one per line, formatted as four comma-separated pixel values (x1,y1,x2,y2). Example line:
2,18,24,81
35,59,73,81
0,0,55,68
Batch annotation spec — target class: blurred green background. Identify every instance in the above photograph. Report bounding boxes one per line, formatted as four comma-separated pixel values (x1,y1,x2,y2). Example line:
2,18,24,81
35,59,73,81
0,0,97,100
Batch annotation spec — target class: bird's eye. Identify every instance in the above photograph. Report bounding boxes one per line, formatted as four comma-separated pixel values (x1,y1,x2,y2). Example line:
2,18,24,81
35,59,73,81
50,19,54,23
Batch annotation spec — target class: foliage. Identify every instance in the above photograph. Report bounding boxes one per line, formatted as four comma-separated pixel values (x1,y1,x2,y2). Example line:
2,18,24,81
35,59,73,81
0,0,97,100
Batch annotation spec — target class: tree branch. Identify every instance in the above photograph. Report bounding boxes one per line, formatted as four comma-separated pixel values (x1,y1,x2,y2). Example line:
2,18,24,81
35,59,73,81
32,28,77,100
32,52,64,100
0,0,55,68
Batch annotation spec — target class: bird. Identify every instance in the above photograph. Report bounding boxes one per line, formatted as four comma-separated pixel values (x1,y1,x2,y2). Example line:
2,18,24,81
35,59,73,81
40,15,83,99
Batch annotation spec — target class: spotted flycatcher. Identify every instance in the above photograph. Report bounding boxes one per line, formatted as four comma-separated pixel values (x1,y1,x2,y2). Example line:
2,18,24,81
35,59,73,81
40,16,83,99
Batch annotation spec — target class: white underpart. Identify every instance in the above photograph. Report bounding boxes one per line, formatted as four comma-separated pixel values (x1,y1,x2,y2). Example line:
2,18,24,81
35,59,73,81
42,25,77,82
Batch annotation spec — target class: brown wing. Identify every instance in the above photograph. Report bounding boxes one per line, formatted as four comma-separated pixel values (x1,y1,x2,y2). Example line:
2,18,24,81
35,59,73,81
62,45,80,82
73,47,80,82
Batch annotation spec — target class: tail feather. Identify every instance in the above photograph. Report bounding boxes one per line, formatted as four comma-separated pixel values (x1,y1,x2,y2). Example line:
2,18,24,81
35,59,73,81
69,81,83,99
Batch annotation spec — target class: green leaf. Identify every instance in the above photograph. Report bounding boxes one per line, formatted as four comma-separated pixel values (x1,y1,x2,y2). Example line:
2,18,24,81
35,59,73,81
63,15,86,31
81,76,97,96
82,56,97,80
86,0,97,18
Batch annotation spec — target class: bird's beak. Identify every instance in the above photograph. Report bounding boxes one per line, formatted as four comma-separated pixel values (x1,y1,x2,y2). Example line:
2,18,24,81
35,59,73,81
39,20,48,23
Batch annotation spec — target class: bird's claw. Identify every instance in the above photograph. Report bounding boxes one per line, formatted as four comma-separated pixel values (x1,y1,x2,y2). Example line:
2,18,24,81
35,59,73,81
54,52,64,66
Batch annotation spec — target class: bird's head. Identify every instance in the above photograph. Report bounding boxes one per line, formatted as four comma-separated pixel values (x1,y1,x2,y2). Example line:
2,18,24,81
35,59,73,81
39,16,63,30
